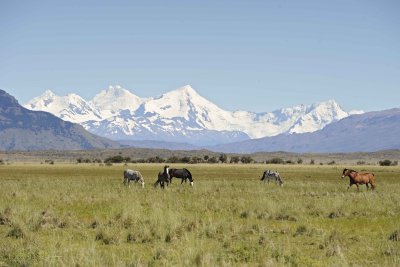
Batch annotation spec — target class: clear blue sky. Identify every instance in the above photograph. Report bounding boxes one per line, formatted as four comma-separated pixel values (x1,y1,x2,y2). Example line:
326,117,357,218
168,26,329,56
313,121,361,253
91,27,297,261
1,0,399,112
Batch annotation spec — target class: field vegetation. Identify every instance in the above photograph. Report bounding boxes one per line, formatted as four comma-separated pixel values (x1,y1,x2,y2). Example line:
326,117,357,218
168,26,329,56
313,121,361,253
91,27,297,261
0,163,399,266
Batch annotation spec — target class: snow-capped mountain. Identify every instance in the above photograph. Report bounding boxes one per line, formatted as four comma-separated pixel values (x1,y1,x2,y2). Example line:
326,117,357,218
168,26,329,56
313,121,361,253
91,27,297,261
25,90,103,123
25,85,361,145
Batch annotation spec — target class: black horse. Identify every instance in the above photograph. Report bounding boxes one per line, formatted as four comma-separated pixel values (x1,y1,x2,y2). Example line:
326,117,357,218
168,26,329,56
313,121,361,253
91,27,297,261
168,168,194,186
154,165,170,189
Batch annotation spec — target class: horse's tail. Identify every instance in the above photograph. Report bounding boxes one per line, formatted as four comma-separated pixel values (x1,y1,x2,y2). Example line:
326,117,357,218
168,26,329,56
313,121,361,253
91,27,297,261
370,173,376,190
184,168,193,181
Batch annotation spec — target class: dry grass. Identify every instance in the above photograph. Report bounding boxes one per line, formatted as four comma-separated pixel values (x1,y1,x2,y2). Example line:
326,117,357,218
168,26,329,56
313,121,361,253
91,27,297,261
0,163,399,266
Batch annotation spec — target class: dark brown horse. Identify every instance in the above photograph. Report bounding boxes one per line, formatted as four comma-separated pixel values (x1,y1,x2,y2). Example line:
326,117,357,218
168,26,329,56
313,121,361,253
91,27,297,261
341,168,376,191
154,165,170,189
168,168,194,186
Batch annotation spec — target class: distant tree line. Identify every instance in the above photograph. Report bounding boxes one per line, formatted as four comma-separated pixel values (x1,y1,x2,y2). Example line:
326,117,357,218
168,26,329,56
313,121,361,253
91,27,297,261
75,156,399,166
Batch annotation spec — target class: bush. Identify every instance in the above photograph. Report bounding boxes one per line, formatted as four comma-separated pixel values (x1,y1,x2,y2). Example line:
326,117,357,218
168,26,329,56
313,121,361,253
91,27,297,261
219,154,228,163
240,156,253,164
327,161,335,165
266,158,284,164
190,157,203,164
181,157,191,163
379,160,392,166
208,156,218,164
297,158,303,164
167,156,180,163
230,156,240,164
147,156,165,163
357,161,366,165
310,159,315,165
104,156,130,163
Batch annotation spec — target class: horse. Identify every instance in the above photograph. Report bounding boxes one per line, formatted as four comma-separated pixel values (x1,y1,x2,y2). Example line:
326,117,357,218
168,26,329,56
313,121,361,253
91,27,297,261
168,168,194,186
154,165,170,189
341,168,376,191
260,170,284,186
123,169,145,188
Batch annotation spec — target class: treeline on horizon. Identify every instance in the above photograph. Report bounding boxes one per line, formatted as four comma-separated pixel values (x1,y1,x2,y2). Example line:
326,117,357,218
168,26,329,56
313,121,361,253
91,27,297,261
73,155,399,166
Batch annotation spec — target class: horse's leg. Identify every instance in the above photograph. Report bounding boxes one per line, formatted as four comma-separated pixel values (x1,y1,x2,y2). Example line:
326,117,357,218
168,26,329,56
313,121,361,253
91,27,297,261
366,183,369,190
347,182,352,191
181,178,184,185
356,184,359,192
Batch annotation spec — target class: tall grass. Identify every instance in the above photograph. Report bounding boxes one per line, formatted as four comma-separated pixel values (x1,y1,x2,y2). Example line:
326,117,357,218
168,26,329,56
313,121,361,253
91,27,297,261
0,164,399,266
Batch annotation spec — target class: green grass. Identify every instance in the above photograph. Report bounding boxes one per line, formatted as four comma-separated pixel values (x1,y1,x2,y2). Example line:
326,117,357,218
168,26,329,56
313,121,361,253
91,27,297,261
0,163,399,266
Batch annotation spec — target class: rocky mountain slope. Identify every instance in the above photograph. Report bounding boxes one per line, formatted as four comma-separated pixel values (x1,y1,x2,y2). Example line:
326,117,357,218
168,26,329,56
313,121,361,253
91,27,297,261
0,89,119,151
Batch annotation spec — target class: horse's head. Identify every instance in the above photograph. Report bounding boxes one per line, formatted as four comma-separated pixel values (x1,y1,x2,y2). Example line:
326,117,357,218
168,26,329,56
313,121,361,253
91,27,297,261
164,165,169,174
342,168,350,179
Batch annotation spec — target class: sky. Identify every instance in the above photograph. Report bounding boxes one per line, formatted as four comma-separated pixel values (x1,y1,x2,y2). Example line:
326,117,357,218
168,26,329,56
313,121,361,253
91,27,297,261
0,0,399,112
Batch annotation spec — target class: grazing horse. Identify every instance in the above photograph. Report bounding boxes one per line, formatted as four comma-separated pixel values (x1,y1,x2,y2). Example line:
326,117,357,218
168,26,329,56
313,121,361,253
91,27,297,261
154,165,170,189
168,168,194,186
260,170,284,186
341,168,376,191
123,169,145,188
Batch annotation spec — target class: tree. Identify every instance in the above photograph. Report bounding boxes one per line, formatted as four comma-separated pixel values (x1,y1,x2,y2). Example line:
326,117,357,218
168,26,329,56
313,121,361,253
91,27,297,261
230,156,240,164
297,158,303,164
219,154,228,163
240,156,253,164
379,159,392,166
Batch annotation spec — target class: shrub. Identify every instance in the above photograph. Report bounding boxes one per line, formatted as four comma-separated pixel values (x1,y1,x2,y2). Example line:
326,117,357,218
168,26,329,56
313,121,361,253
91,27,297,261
181,156,191,163
208,156,218,164
167,156,180,163
297,158,303,164
327,160,335,165
104,156,130,163
7,224,25,239
357,161,366,165
240,156,253,164
266,158,284,164
147,156,165,163
219,154,228,163
379,160,392,166
310,159,315,165
230,156,240,164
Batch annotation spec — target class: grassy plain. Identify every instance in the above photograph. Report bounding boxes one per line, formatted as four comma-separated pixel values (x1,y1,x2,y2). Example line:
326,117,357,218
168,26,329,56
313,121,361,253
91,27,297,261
0,163,399,266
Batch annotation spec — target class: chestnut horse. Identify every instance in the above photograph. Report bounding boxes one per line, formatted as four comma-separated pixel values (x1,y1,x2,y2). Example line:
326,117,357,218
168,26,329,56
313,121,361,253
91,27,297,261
341,168,376,191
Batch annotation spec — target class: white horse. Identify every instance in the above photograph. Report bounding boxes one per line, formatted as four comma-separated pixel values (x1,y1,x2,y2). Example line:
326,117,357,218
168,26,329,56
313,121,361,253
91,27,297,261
123,169,145,188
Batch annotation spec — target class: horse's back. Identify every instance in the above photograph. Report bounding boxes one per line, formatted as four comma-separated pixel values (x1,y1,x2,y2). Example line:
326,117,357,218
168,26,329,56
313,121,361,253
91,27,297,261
124,169,141,178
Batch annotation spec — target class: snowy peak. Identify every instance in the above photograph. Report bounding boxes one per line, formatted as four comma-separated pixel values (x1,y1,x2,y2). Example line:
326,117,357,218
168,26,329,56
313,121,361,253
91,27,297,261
25,90,102,123
90,85,142,118
287,100,348,134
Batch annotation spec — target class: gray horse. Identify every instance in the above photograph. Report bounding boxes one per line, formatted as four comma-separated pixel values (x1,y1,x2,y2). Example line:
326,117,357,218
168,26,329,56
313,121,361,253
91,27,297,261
123,169,145,188
260,170,284,186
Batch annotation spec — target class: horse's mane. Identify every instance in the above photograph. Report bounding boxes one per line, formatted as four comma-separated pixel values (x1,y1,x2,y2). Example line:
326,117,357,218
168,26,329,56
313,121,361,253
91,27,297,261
348,169,357,173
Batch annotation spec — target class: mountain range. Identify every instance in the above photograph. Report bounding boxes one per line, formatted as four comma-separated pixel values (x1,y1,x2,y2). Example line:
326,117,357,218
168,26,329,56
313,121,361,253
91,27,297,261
211,108,400,153
25,85,362,146
0,89,119,151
